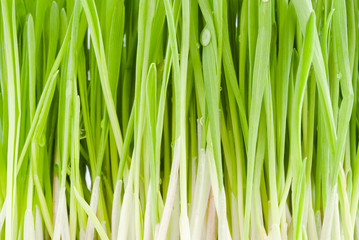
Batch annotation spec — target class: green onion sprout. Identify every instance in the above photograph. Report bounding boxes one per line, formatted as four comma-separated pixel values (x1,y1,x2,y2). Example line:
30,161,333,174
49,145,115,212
0,0,359,239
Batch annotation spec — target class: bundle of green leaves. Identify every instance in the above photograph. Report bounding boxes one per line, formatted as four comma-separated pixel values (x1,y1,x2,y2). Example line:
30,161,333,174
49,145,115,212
0,0,358,239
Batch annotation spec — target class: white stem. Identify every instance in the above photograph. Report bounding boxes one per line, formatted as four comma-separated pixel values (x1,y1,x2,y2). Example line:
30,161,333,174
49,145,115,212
206,191,217,240
85,176,100,240
268,224,281,240
231,194,240,240
143,184,152,240
219,187,231,240
207,145,232,240
128,194,135,240
190,149,210,239
168,185,180,240
111,180,122,240
35,206,43,240
53,188,70,240
280,213,288,240
180,215,190,240
24,209,35,240
118,160,134,240
331,202,341,240
355,214,359,240
315,211,322,239
320,186,337,240
73,187,109,240
79,229,85,240
306,189,318,240
156,137,181,240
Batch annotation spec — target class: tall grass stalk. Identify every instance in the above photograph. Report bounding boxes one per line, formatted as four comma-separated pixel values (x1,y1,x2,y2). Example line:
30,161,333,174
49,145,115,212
0,0,359,239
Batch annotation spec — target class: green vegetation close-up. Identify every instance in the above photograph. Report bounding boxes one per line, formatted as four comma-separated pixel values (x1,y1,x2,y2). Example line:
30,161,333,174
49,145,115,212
0,0,358,239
